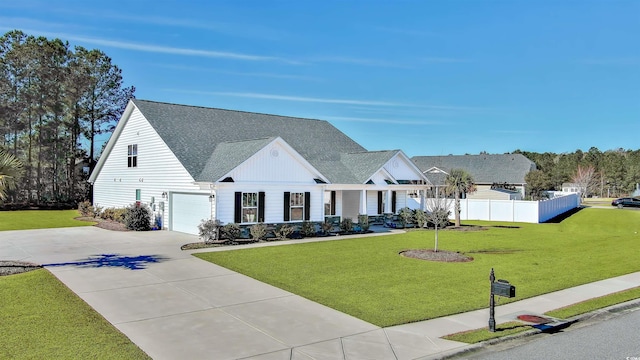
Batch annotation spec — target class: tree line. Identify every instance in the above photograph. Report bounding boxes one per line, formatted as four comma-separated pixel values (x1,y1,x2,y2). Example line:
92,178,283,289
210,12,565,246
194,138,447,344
0,30,135,206
516,147,640,199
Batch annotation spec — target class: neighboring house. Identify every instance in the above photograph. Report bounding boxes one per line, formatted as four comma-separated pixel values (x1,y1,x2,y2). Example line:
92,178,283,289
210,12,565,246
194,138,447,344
411,154,537,200
89,99,428,235
562,183,581,193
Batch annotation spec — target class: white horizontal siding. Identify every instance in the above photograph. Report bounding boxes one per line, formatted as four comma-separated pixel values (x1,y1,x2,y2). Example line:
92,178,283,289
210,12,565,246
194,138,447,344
93,107,201,228
214,184,325,225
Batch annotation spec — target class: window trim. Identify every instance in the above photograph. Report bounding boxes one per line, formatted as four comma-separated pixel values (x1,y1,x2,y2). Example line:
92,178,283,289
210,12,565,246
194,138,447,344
289,192,305,221
242,192,258,223
127,144,138,168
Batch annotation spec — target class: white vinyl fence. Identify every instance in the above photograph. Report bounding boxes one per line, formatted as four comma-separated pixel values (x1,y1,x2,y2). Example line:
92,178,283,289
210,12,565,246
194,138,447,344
407,193,580,223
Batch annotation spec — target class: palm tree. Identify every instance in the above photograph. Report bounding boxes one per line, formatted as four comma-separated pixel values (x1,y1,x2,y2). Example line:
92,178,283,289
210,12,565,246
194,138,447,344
0,149,24,201
445,168,476,227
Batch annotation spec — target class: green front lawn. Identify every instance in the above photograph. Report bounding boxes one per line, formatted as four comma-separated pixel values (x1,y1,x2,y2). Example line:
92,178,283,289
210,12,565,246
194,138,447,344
195,208,640,327
0,210,95,231
0,269,149,359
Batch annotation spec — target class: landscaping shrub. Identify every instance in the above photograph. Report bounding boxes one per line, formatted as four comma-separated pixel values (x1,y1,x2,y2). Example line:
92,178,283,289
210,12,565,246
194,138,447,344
77,200,95,217
221,223,241,241
413,209,427,228
273,224,294,241
358,214,370,232
398,207,413,227
101,207,126,223
198,219,221,243
249,223,267,241
340,218,353,233
300,221,316,237
321,221,334,235
123,203,152,231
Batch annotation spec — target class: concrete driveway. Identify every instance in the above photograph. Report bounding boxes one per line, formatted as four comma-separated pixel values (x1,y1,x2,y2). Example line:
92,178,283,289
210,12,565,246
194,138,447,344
4,226,639,359
1,227,466,359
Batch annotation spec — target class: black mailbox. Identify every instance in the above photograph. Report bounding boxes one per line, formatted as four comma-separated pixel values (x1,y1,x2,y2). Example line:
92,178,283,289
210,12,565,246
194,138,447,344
491,280,516,298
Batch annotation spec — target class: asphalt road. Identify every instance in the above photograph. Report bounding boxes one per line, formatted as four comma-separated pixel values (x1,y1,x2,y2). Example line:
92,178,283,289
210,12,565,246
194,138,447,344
461,306,640,360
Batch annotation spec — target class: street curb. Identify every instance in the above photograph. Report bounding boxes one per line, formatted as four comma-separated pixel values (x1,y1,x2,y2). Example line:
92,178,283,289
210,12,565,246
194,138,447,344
429,297,640,360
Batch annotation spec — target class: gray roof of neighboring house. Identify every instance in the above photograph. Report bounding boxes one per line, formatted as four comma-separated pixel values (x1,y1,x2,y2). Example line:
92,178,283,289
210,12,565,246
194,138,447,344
132,99,384,184
411,154,536,185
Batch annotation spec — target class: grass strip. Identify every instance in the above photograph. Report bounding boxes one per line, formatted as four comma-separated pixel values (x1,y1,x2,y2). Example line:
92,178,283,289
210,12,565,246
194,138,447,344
443,286,640,344
0,210,95,231
442,321,530,344
545,286,640,319
0,269,150,359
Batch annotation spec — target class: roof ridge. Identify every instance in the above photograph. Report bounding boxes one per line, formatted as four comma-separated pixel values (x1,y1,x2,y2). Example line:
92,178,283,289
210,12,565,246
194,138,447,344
216,136,276,145
133,98,327,123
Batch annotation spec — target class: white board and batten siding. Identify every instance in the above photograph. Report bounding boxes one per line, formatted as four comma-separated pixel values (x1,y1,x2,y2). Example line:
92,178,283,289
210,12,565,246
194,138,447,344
92,106,204,232
384,154,423,181
213,140,326,225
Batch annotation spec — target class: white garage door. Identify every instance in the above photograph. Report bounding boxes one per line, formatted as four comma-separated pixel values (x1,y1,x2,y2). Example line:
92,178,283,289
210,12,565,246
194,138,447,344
171,193,211,235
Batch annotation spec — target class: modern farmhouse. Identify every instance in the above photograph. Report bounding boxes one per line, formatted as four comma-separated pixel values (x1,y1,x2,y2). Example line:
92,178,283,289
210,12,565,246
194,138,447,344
89,99,428,235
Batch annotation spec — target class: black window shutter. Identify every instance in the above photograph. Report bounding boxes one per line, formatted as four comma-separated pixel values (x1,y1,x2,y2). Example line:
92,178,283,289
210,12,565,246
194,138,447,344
304,192,311,220
234,192,242,223
283,192,290,221
330,191,336,215
258,192,265,222
392,191,397,213
377,191,383,214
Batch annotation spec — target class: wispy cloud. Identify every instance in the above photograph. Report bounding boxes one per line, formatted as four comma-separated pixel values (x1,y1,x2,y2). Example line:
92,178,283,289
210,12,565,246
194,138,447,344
420,57,471,64
175,90,412,107
308,56,411,68
322,115,444,126
78,12,287,41
155,64,322,82
0,28,297,63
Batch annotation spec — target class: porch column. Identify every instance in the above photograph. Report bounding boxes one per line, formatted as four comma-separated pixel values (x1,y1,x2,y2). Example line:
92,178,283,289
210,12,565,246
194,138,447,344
385,189,393,213
360,189,367,214
420,187,426,211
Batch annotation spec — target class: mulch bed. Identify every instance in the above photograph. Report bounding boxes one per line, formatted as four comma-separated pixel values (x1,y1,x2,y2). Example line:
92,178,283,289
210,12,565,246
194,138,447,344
400,249,474,262
76,216,129,231
0,261,42,276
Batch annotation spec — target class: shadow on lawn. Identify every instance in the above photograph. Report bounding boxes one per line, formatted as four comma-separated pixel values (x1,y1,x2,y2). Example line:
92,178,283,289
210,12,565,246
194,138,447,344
43,254,169,270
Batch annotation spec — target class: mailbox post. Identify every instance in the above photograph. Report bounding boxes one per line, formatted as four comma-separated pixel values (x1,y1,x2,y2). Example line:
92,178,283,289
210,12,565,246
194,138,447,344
489,268,516,332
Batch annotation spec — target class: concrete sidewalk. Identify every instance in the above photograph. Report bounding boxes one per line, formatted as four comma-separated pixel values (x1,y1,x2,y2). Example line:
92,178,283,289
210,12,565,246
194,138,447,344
2,226,640,359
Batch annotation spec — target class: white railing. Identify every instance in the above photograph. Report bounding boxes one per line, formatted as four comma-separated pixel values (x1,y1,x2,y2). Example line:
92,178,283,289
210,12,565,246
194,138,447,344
408,193,580,223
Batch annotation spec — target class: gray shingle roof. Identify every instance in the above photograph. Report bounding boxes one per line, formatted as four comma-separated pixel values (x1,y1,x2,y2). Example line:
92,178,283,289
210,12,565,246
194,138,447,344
132,99,371,183
198,137,276,182
340,150,399,184
411,154,536,185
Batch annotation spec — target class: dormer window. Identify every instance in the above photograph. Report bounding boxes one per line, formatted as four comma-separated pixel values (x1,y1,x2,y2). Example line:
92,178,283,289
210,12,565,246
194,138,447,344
128,144,138,168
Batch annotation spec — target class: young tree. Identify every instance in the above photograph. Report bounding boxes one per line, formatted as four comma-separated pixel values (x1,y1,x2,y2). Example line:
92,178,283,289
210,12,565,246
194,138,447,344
424,186,452,252
445,168,476,227
0,149,24,201
571,164,598,199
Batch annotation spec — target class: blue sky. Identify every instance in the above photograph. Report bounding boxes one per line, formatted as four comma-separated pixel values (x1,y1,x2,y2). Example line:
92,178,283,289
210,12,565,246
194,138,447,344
2,0,639,157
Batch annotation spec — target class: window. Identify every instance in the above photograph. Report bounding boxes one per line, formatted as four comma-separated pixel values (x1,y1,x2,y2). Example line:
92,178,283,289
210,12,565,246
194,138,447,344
290,192,305,221
324,191,336,215
128,144,138,168
242,193,258,223
135,189,141,201
235,192,264,223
